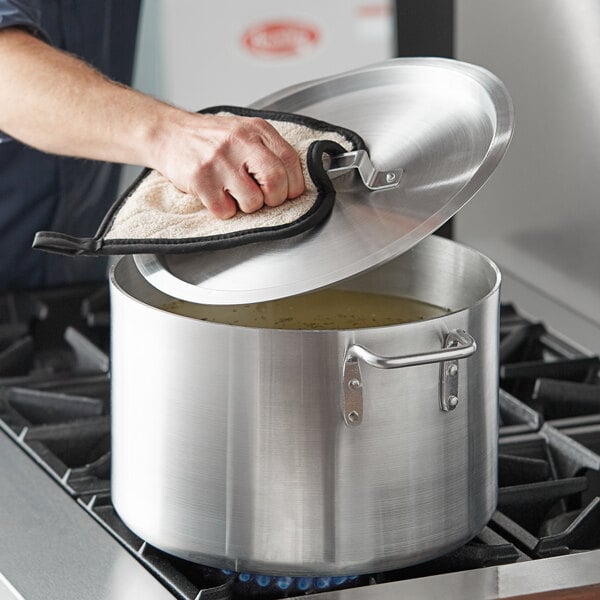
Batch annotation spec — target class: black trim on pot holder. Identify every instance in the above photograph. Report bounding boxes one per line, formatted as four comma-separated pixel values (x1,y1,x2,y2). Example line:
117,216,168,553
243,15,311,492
32,106,366,257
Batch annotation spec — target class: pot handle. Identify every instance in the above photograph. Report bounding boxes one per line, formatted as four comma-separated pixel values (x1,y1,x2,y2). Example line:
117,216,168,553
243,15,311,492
341,329,477,427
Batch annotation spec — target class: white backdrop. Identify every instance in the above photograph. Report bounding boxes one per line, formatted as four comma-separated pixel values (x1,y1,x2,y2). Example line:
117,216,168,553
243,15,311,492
133,0,394,109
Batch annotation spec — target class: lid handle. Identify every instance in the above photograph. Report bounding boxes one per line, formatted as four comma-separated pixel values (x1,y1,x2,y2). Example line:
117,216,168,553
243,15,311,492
324,149,403,191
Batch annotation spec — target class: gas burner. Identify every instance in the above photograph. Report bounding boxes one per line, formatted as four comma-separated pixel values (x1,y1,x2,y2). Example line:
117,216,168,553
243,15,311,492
221,571,363,599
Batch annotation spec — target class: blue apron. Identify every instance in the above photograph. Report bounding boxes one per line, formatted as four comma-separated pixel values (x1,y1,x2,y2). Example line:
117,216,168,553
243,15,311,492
0,0,141,290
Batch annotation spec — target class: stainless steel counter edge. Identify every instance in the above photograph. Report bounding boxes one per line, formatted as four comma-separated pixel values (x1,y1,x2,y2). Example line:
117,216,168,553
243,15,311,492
0,431,176,600
298,551,600,599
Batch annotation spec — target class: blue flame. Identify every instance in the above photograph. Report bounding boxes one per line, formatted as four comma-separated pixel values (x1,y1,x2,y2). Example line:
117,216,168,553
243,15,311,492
221,569,360,592
276,577,293,590
316,577,331,589
256,575,272,587
297,577,313,591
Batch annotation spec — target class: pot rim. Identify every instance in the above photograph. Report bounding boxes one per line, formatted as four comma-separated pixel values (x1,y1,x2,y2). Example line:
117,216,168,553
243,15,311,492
110,236,501,334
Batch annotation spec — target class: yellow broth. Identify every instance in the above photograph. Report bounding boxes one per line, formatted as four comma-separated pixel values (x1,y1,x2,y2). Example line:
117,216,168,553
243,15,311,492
161,289,451,330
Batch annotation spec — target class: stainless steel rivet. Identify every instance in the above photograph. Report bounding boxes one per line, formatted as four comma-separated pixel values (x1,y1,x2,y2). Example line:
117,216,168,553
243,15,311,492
448,395,459,409
347,410,360,423
447,364,458,377
385,172,396,183
348,378,362,390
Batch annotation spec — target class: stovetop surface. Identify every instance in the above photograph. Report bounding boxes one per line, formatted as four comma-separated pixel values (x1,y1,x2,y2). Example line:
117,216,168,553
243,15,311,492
1,285,599,599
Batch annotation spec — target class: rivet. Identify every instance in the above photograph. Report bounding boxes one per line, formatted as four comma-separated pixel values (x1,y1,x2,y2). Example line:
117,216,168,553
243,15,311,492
447,364,458,377
448,395,459,409
347,410,360,423
348,378,362,390
386,172,396,183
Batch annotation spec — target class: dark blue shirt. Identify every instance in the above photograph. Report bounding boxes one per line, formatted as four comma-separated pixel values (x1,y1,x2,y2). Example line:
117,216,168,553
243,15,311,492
0,0,141,290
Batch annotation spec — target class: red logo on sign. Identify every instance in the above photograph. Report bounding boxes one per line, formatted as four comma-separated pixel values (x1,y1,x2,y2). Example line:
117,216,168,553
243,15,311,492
242,21,320,57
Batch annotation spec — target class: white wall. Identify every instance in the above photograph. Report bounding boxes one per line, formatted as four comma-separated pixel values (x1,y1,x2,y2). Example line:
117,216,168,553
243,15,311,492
134,0,394,109
454,0,600,352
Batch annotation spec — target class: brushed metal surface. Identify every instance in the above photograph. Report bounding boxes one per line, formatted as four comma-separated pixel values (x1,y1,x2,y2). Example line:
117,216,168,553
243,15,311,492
0,430,176,600
297,549,600,599
110,235,501,575
135,57,513,305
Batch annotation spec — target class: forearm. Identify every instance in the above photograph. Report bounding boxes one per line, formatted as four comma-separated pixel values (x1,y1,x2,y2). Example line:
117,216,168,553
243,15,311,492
0,27,305,217
0,27,175,169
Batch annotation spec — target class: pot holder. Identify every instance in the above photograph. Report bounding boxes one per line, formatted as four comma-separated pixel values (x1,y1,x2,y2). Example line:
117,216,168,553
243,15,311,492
32,106,367,256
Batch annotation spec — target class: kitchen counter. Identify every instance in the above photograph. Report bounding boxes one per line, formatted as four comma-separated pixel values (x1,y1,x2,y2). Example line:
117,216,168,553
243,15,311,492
0,430,174,600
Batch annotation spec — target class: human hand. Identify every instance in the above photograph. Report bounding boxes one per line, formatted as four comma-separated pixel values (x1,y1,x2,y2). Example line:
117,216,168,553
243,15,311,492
155,112,305,219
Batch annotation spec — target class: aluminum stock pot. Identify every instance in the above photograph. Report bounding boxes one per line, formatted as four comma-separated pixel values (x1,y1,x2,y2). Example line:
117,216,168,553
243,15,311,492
110,57,513,575
109,234,501,576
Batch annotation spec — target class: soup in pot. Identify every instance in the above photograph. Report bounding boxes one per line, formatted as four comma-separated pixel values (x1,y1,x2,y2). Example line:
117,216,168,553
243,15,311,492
161,289,450,330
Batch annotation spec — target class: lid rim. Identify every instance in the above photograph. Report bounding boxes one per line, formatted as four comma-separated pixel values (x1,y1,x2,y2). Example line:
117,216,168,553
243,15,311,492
136,57,514,305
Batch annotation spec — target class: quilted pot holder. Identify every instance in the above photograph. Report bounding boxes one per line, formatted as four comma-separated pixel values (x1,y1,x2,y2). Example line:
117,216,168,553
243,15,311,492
32,106,366,256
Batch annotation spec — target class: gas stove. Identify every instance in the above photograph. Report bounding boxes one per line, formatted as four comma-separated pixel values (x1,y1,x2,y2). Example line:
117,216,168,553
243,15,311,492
1,286,600,599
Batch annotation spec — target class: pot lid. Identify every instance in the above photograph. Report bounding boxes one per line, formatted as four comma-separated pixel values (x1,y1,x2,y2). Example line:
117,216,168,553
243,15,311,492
135,58,513,305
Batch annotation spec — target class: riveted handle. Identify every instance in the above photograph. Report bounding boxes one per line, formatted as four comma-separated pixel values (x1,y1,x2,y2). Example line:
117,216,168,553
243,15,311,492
341,329,477,427
324,149,403,191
